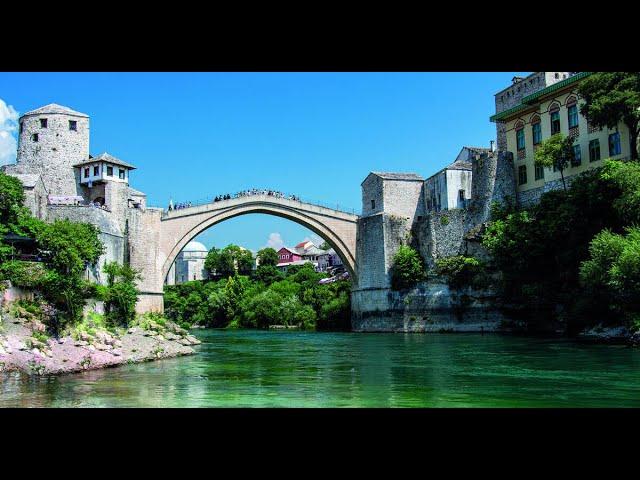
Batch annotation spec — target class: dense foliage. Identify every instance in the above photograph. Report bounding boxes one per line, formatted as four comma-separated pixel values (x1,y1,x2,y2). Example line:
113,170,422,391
390,245,426,290
435,255,485,289
101,262,142,327
204,244,254,277
534,133,575,191
580,228,640,328
482,159,640,332
577,72,640,160
0,172,116,331
164,262,351,331
256,247,278,267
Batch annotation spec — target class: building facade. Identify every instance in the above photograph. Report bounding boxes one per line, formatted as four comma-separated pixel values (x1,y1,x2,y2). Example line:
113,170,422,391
424,146,488,213
168,241,209,284
491,72,632,206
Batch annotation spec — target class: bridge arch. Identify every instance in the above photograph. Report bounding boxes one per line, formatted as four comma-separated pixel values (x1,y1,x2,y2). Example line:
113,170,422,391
158,195,359,289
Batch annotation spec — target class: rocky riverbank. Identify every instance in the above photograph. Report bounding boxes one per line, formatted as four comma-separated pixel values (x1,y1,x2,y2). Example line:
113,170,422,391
0,311,201,376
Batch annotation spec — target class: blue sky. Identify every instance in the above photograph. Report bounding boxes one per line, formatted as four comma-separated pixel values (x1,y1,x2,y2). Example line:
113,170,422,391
0,72,527,252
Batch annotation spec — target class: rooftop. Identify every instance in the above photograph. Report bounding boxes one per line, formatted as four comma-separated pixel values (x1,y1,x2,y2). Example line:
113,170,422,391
182,241,208,253
445,160,472,171
363,172,424,185
73,152,137,170
21,103,89,119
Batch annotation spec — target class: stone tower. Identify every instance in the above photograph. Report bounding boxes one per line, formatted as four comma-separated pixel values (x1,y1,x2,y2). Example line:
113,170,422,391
12,103,89,197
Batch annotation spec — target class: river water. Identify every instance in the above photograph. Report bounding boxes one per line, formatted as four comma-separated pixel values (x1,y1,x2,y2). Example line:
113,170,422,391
2,329,640,407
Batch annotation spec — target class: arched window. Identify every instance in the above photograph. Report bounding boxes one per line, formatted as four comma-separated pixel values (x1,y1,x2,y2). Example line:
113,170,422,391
531,115,542,145
566,96,579,129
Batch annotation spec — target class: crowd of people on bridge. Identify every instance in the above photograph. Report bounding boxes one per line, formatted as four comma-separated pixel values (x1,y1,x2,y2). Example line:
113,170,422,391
168,201,192,211
213,189,301,202
167,189,302,212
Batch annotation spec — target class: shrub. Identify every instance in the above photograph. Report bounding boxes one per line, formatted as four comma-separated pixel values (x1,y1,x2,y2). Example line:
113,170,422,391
435,256,484,288
390,245,426,291
102,262,141,328
0,261,48,289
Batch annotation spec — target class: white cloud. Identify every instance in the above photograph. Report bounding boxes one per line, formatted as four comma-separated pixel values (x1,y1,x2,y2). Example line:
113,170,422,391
0,98,19,166
265,232,284,250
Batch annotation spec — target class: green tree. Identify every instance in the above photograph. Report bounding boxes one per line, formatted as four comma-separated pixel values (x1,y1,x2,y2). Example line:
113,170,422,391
255,264,284,285
257,247,278,267
204,247,222,276
435,255,484,288
0,172,25,226
577,72,640,160
534,133,575,191
35,219,104,326
580,228,640,324
319,241,331,250
390,245,426,290
205,244,253,277
102,262,142,327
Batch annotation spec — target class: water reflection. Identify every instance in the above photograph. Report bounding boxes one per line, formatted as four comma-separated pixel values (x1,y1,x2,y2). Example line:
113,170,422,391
2,330,640,407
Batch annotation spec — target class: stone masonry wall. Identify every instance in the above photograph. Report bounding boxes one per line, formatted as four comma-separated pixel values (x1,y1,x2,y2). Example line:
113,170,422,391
13,112,89,197
45,205,125,284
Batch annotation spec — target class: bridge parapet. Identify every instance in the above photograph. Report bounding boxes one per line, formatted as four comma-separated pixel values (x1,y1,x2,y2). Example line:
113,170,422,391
161,194,359,219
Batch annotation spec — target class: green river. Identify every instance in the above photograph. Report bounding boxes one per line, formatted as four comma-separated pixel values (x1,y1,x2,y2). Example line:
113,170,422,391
2,329,640,407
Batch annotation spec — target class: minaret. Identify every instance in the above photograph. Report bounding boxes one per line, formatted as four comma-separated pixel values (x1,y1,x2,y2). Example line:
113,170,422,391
14,103,89,196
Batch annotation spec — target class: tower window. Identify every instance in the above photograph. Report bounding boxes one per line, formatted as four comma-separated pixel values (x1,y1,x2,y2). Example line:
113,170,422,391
107,166,113,176
19,122,24,133
371,199,375,210
69,120,77,131
32,133,39,142
40,118,48,128
119,169,125,180
93,165,99,176
458,189,465,201
84,167,89,178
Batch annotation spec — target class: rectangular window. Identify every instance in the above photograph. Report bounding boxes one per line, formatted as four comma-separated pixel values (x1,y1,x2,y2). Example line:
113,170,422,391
516,128,525,150
371,199,375,210
568,105,579,129
532,122,542,145
551,111,561,134
119,169,125,180
32,133,38,142
572,145,582,166
609,132,621,156
19,122,23,133
518,165,527,185
107,166,113,176
589,139,601,162
84,167,89,178
40,118,48,128
69,120,77,131
93,165,99,176
458,189,465,201
535,164,545,181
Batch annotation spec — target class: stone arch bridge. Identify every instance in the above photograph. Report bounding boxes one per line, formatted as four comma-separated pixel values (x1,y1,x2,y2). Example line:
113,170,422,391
133,194,359,312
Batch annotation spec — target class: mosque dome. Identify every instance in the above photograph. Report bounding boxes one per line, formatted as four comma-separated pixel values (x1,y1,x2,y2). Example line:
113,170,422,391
182,241,208,253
